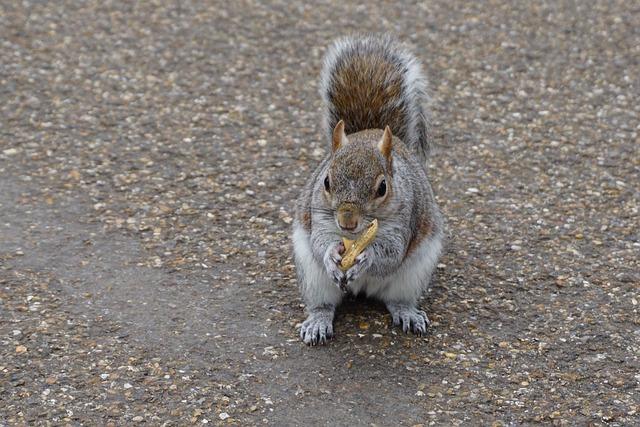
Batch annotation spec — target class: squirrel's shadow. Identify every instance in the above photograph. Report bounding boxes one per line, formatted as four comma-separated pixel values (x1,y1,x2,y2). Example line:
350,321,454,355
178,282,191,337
336,293,388,318
333,275,444,336
336,269,443,319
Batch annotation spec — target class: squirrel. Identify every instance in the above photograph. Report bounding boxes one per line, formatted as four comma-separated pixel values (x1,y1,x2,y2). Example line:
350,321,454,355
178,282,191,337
292,34,443,345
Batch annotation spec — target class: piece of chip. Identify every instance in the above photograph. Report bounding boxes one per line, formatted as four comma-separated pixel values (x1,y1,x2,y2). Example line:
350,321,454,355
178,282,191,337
340,219,378,271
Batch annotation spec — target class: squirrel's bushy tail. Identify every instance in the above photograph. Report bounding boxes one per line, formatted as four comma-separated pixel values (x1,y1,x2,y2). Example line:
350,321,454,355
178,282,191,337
320,34,431,161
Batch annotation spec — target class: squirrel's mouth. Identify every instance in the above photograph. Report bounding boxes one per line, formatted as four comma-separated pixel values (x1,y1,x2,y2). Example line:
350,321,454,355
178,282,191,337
336,220,366,237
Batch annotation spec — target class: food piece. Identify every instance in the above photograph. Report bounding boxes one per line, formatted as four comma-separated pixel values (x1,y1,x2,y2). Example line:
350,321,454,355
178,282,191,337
342,238,354,251
340,219,378,271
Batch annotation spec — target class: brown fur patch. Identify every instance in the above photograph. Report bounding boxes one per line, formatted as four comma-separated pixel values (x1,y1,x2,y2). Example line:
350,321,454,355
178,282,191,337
332,120,345,152
301,209,311,231
379,126,393,158
329,56,406,138
405,215,432,258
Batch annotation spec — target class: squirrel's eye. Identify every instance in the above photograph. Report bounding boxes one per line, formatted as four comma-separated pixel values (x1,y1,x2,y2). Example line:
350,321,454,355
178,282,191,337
376,179,387,198
324,175,331,192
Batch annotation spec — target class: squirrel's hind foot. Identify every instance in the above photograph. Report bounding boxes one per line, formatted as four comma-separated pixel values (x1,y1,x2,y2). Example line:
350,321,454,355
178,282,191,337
386,302,430,336
300,307,335,345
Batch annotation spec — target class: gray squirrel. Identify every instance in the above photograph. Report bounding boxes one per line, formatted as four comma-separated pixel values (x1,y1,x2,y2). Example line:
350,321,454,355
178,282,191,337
292,34,443,345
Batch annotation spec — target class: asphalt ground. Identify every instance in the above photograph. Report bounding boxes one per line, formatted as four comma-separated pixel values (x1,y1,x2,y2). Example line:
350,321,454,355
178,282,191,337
1,1,638,425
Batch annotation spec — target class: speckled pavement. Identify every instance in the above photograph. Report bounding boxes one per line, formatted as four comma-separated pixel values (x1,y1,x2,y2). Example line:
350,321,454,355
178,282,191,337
1,1,638,425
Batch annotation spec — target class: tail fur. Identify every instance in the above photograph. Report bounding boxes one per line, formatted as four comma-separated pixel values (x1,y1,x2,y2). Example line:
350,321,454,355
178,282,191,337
320,34,431,161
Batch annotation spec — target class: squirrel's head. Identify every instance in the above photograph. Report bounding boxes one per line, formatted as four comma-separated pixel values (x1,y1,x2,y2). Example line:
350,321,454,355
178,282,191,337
322,120,393,235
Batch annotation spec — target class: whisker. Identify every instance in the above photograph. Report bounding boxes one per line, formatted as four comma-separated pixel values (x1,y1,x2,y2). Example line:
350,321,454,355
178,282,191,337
309,204,335,209
308,206,334,210
308,205,336,215
363,213,391,222
307,206,392,224
307,210,334,216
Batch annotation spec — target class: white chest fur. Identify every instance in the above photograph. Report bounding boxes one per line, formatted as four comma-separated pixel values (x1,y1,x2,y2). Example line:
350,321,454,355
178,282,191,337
348,232,442,303
293,221,442,306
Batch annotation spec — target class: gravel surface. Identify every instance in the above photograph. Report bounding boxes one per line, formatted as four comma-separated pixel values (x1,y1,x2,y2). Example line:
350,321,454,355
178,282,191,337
1,1,639,425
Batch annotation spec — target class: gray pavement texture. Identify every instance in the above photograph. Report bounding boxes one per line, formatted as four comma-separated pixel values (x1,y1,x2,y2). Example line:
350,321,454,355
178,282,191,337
1,1,639,425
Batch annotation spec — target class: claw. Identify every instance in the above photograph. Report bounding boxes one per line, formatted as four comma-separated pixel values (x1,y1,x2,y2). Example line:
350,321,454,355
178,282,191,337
392,312,400,326
387,303,431,336
402,314,411,333
300,308,335,345
325,242,347,288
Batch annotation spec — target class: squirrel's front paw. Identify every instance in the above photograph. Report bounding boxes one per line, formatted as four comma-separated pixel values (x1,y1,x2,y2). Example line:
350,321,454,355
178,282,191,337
344,247,373,284
323,242,346,290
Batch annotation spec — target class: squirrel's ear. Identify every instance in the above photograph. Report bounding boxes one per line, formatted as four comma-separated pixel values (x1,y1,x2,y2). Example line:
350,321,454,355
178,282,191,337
332,120,348,152
378,126,393,159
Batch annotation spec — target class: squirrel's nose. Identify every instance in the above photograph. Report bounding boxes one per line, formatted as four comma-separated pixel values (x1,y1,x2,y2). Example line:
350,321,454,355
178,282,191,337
337,203,360,231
